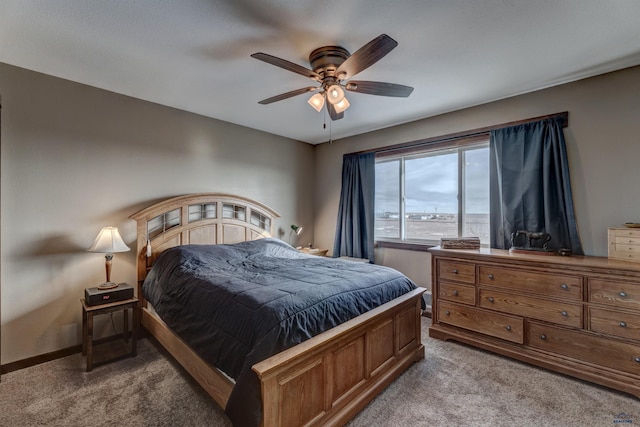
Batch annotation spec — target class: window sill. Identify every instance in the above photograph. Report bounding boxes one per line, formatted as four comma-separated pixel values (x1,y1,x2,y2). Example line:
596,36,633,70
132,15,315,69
375,240,436,252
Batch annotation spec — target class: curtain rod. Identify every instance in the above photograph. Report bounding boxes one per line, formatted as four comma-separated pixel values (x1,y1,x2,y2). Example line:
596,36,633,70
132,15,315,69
351,111,568,156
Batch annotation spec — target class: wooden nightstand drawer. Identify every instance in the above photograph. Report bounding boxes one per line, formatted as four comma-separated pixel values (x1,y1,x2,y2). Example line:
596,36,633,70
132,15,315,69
528,321,640,376
478,266,582,300
437,260,475,284
438,281,475,305
438,301,523,344
589,278,640,310
479,289,582,328
590,307,640,341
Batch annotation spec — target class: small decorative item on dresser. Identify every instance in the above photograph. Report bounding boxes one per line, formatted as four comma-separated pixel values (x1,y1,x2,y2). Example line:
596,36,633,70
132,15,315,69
440,237,480,249
609,226,640,262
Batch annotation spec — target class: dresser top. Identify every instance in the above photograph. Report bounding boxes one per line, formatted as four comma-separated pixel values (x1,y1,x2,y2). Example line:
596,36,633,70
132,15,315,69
429,246,640,275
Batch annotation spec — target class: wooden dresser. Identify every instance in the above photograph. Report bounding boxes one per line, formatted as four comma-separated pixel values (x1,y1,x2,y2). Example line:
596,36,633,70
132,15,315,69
429,247,640,397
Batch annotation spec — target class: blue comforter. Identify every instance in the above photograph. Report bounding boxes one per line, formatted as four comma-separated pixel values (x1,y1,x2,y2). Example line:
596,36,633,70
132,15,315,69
143,238,417,426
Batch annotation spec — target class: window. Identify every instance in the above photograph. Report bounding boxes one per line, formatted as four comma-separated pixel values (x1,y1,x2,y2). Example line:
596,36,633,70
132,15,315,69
375,138,490,246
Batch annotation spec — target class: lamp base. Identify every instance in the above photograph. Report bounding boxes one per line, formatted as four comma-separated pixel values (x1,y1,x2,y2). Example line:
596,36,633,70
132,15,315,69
97,281,119,290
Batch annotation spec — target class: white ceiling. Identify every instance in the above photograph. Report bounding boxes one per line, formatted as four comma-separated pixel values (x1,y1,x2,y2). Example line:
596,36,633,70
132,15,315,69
2,1,640,145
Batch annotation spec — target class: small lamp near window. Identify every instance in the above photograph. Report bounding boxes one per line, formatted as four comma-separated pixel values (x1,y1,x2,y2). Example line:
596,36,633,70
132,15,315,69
289,224,303,246
88,226,130,289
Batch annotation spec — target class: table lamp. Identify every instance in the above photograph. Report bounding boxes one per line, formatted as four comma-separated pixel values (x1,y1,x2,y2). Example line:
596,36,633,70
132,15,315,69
289,224,303,245
88,226,130,289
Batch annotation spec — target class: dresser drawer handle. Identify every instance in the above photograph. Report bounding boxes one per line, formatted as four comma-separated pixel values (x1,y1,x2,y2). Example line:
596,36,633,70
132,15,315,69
540,334,547,340
488,274,494,279
561,284,569,290
488,297,495,303
619,291,627,298
452,269,459,274
505,325,512,331
634,357,640,363
444,310,451,316
620,321,627,328
453,290,459,296
560,310,568,317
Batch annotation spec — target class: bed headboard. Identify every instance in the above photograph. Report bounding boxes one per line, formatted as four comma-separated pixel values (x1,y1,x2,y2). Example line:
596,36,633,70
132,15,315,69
129,193,280,304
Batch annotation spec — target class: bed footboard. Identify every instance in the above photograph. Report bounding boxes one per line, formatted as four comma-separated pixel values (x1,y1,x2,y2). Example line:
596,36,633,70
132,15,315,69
253,287,425,427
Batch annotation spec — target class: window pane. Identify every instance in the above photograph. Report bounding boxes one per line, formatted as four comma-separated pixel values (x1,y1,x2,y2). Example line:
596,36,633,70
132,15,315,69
375,160,400,239
405,152,458,241
463,147,490,245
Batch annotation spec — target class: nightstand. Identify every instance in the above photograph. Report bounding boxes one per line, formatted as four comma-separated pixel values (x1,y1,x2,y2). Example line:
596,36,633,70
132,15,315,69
81,296,139,372
299,247,329,257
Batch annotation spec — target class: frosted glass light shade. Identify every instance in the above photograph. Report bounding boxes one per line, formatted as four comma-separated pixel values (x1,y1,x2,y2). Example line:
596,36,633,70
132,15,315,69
326,85,345,105
333,97,350,113
307,93,325,112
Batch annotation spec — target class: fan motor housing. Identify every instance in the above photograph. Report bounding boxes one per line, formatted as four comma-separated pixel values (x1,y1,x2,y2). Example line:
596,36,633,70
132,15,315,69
309,46,350,77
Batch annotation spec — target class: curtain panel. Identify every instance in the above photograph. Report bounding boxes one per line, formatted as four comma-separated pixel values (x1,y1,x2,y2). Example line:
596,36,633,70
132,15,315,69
333,152,376,262
489,116,583,254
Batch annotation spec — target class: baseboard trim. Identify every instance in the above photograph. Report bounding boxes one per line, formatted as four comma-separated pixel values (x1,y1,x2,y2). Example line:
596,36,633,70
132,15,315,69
0,332,145,375
1,345,82,375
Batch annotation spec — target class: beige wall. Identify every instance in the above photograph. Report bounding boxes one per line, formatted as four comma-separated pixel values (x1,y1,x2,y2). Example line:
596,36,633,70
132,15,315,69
314,66,640,287
2,62,639,366
0,63,315,364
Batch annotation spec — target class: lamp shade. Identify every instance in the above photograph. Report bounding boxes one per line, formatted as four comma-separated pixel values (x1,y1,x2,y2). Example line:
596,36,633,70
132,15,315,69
88,226,130,253
291,224,303,235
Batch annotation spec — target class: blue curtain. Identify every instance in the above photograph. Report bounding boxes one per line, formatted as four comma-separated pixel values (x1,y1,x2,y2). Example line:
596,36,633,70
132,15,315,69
333,152,376,262
489,116,583,254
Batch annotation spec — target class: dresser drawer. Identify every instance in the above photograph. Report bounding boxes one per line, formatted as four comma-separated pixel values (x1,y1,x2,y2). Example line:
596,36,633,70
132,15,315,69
478,266,582,300
589,278,640,310
589,307,640,341
611,228,640,240
438,301,523,344
528,321,640,375
438,281,475,305
479,289,583,328
614,241,640,251
437,260,476,284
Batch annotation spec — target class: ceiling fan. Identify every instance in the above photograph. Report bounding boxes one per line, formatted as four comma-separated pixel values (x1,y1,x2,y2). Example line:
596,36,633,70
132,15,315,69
251,34,414,121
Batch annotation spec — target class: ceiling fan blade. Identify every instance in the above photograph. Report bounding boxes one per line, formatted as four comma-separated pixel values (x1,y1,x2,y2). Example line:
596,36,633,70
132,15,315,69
346,80,414,97
258,87,318,105
327,102,344,121
335,34,398,79
251,53,321,81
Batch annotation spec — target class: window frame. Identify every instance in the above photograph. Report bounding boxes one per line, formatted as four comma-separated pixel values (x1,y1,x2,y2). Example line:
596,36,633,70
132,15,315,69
374,135,490,250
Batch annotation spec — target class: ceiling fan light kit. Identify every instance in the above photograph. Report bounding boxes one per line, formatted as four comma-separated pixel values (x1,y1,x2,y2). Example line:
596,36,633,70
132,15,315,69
307,92,325,112
251,34,413,121
326,84,345,105
333,97,350,114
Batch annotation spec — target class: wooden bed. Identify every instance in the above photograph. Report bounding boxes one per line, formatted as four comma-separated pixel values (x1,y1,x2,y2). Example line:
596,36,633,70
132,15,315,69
129,193,425,427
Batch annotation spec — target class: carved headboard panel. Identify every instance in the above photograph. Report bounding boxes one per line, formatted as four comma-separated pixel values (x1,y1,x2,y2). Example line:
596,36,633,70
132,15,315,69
129,193,280,304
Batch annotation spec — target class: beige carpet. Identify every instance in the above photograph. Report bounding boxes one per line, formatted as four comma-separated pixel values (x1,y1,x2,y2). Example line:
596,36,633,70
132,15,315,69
0,318,637,426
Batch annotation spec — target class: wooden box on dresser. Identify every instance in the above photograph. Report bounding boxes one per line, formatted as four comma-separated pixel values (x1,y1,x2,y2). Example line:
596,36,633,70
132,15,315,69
428,246,640,398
